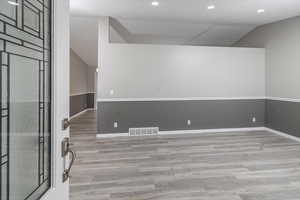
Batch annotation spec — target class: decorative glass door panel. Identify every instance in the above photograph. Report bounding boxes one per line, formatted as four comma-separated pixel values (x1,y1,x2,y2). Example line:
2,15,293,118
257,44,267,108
0,0,52,199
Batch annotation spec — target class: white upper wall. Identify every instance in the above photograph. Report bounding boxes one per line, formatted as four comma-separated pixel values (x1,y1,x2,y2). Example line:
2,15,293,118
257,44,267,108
98,18,265,99
70,49,89,95
235,16,300,99
70,16,99,67
109,18,256,47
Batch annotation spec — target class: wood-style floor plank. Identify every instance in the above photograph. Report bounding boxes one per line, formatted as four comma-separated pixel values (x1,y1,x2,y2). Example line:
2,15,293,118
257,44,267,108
70,110,300,200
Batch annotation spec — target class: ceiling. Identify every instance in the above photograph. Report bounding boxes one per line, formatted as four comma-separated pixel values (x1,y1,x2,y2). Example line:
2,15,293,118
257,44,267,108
70,0,300,66
71,0,300,24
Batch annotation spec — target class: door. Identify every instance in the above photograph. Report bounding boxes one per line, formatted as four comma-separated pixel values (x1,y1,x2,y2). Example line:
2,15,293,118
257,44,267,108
0,0,70,200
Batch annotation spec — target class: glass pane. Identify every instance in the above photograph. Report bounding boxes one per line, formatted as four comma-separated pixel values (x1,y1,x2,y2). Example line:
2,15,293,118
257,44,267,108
1,164,8,200
44,10,50,48
10,54,40,200
6,24,43,47
44,62,50,102
0,40,4,51
1,117,7,155
0,21,4,32
1,65,7,108
24,4,40,32
44,103,50,180
0,0,16,20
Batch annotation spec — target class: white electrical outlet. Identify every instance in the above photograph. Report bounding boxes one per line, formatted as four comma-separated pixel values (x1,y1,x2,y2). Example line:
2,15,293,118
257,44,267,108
252,117,256,123
109,90,114,96
114,122,118,128
187,120,191,126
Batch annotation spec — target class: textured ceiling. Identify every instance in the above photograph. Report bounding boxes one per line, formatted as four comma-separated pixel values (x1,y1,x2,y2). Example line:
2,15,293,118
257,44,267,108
70,0,300,25
70,0,300,66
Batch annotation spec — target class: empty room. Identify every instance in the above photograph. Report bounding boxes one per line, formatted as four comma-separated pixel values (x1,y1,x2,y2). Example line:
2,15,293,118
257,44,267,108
1,0,300,200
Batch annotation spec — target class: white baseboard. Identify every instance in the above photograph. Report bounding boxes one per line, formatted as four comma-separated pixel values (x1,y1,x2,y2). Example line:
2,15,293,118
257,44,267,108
96,127,265,138
70,109,88,120
70,108,95,120
96,127,300,144
161,127,265,135
98,97,266,102
264,127,300,142
96,133,129,138
86,108,97,111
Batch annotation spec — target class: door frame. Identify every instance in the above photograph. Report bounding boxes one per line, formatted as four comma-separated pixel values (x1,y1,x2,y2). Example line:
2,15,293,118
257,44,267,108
41,0,70,199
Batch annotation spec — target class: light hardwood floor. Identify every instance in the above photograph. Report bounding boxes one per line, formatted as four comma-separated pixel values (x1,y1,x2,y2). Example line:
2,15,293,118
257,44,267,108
70,110,300,200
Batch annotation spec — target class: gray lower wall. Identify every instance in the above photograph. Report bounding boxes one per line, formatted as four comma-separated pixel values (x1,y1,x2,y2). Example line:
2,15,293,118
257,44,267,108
70,93,95,117
87,93,95,108
97,99,300,137
97,99,265,134
266,100,300,138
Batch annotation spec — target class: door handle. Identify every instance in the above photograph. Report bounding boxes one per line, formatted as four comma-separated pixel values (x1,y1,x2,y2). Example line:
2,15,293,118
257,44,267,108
63,148,76,182
62,118,71,130
62,138,76,182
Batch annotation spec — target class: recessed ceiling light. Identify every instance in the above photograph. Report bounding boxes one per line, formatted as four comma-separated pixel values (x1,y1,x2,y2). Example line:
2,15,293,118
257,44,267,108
8,1,19,6
207,5,215,10
257,9,265,13
152,1,160,6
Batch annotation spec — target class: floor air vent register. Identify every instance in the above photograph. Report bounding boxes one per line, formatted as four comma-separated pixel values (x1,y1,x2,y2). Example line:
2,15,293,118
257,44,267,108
129,127,159,136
